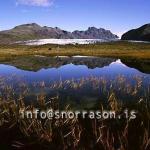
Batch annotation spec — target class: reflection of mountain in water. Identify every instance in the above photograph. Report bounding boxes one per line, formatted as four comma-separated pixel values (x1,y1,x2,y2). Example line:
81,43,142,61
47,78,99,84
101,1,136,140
3,56,116,71
61,57,117,69
121,59,150,74
2,56,150,74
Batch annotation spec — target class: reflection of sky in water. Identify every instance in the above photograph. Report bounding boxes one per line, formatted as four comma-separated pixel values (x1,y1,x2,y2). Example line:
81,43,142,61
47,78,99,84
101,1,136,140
0,59,149,107
0,59,149,84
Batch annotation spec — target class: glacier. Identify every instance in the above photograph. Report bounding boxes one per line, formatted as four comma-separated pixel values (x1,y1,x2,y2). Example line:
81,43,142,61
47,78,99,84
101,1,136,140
21,39,116,45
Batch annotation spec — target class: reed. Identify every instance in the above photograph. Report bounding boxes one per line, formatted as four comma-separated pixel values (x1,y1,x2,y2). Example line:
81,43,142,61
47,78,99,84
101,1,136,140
0,75,150,149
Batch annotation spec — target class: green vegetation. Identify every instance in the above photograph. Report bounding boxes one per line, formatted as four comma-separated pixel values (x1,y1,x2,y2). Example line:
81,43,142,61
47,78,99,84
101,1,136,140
0,41,150,62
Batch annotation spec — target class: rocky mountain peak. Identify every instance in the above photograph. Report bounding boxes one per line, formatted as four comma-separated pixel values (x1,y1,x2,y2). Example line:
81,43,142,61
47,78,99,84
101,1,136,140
0,23,118,43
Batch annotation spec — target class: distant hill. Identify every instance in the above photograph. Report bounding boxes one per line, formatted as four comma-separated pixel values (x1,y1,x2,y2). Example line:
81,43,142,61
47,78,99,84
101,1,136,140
0,23,118,44
121,24,150,42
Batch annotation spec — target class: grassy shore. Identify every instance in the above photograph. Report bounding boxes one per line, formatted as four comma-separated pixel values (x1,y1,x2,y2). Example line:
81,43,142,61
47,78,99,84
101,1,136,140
0,41,150,61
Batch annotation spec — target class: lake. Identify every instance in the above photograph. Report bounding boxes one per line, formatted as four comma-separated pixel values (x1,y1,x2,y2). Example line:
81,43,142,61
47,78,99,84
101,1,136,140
0,56,149,109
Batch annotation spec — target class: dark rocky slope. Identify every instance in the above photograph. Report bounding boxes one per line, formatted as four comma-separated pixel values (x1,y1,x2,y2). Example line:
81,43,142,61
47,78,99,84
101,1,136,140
121,24,150,42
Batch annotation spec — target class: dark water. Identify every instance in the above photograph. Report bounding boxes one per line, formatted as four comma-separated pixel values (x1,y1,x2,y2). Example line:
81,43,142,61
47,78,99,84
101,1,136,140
0,57,149,108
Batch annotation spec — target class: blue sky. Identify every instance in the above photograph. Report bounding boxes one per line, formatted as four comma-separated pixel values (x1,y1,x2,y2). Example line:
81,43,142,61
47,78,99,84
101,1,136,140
0,0,150,37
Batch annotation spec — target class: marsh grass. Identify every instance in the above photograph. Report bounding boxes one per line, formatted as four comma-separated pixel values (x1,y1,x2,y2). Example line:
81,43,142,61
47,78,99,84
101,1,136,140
0,75,150,149
0,41,150,62
0,75,149,107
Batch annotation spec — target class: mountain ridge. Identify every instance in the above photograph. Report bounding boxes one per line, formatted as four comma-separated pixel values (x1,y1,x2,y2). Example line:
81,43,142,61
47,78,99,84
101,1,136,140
121,24,150,42
0,23,118,44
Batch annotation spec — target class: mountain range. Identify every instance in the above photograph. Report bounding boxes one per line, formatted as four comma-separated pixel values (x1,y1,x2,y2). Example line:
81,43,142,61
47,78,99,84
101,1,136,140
121,24,150,42
0,23,118,44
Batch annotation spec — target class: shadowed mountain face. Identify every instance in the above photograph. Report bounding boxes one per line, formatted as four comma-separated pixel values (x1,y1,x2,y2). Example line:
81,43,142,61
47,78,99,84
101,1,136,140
0,23,118,44
121,24,150,42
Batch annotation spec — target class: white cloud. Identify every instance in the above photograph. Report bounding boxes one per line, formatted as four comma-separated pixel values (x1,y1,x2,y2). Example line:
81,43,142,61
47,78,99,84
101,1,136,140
16,0,54,7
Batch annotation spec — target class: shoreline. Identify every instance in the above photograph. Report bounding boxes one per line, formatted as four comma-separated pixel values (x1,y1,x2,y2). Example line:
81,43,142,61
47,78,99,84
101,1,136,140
0,41,150,62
